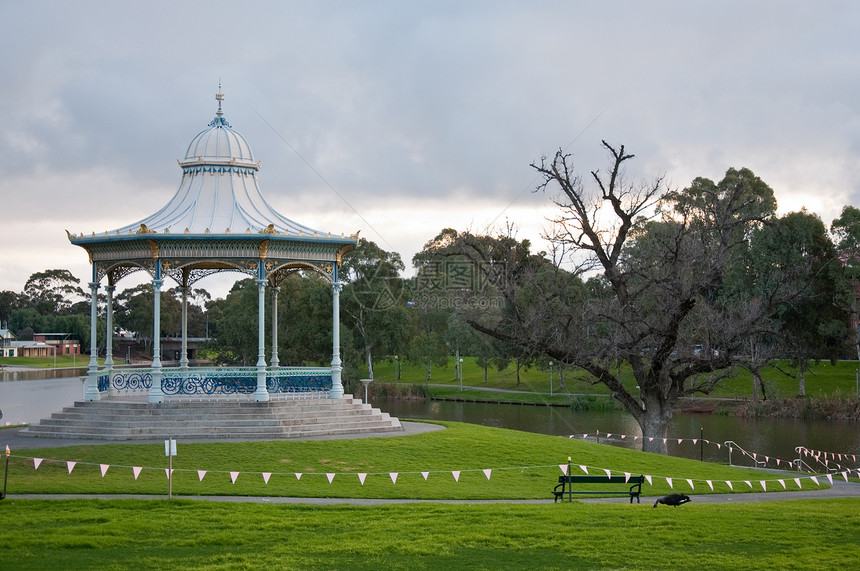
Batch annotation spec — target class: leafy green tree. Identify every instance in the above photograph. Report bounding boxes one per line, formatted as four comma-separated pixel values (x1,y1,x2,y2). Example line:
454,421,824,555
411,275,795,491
24,269,86,315
747,210,850,395
831,205,860,362
341,239,410,379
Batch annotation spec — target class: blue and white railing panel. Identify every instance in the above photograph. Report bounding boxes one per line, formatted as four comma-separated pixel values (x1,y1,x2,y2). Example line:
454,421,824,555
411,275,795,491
266,367,333,394
161,367,258,396
110,368,153,395
106,366,333,398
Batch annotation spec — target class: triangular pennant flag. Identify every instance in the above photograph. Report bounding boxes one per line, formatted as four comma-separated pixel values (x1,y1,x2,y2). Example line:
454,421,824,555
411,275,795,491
666,478,673,489
358,473,367,485
811,476,820,486
165,469,173,479
34,458,43,470
726,481,733,491
100,464,110,477
662,438,667,444
606,433,612,438
624,472,631,483
776,459,781,466
716,443,721,449
421,471,429,480
452,470,460,482
648,437,654,442
559,464,568,474
826,474,833,485
230,472,240,484
633,436,639,440
262,472,271,484
133,466,142,480
295,473,303,480
645,475,653,485
686,479,694,490
759,481,766,491
198,470,207,481
745,480,752,488
778,479,786,489
582,434,588,439
389,472,398,484
621,434,626,439
677,439,683,445
579,465,589,475
794,478,802,488
326,473,335,483
67,461,76,474
604,469,612,479
842,472,850,482
706,480,713,491
692,439,697,445
483,469,492,480
765,456,769,463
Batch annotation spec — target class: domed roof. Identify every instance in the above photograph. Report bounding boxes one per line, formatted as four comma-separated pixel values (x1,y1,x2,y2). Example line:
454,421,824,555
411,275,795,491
180,92,256,166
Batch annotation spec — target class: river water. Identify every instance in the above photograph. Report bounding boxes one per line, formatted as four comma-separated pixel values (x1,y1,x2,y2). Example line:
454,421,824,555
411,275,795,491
375,398,860,471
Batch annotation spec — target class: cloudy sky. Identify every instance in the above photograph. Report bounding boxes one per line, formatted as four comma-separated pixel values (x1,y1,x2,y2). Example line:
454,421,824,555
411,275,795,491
2,1,858,298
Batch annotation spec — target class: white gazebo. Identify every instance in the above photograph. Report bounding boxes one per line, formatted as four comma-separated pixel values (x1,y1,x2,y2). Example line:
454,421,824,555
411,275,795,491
68,89,357,404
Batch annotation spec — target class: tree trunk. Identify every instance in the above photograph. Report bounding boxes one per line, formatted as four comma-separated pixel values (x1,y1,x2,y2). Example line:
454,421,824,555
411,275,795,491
483,363,488,383
558,365,565,389
364,344,374,379
798,368,806,397
638,406,672,454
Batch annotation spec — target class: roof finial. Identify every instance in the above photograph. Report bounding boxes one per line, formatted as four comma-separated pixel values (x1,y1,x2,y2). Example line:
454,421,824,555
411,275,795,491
215,80,224,117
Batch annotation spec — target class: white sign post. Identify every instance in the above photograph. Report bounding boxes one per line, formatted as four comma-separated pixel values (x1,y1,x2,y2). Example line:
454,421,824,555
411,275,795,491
165,437,177,499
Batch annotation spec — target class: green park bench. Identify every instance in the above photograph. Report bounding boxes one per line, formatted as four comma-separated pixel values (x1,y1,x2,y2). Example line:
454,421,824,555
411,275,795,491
552,472,645,503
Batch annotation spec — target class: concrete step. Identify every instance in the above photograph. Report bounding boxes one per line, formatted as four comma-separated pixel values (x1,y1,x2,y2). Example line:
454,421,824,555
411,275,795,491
20,395,402,441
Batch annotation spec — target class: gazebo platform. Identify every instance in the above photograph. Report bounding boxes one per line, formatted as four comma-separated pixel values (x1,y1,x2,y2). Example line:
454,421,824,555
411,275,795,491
19,395,402,441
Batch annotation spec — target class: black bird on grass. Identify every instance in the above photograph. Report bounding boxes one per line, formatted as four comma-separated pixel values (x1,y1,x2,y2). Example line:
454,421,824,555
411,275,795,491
653,493,691,508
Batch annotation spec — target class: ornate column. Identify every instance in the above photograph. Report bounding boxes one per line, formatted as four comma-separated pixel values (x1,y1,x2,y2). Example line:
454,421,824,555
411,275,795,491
84,279,101,401
270,285,280,369
329,280,344,399
149,275,164,403
104,283,115,396
254,278,269,401
179,285,189,369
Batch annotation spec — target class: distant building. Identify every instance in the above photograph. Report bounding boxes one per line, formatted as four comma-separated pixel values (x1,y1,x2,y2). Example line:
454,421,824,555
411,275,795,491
0,328,16,357
0,331,80,358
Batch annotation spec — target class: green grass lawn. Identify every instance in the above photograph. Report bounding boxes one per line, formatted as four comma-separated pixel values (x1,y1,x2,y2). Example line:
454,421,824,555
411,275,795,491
0,355,99,369
1,422,855,569
0,499,857,570
2,422,835,499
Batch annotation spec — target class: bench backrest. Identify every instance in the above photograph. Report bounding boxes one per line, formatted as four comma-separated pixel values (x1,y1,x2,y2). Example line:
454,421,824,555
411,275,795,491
558,475,644,484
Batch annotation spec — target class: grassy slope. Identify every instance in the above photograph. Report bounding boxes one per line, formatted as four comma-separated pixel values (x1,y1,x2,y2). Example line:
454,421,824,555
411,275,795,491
3,422,832,499
369,356,860,401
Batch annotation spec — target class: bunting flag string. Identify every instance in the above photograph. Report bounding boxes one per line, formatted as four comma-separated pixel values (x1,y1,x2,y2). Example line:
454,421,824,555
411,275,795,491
569,431,840,472
3,448,846,494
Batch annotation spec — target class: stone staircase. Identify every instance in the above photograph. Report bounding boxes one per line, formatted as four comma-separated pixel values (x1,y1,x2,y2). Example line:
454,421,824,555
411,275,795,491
18,395,402,441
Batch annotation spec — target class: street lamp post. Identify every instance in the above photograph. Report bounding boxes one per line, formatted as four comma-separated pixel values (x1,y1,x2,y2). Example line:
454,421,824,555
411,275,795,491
550,361,555,396
360,378,372,405
459,358,464,391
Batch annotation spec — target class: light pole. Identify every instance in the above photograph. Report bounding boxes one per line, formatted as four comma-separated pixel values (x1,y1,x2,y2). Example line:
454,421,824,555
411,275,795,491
459,358,464,391
360,378,372,404
549,361,553,396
